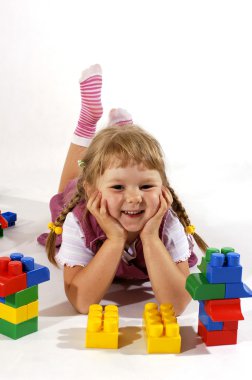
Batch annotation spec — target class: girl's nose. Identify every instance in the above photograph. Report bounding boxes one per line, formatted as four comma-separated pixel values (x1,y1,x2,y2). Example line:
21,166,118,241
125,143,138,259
125,189,142,203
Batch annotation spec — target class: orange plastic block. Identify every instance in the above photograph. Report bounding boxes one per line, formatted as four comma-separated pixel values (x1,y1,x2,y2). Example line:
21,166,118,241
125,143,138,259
198,320,237,346
143,303,181,354
85,304,119,349
204,299,244,322
0,258,27,297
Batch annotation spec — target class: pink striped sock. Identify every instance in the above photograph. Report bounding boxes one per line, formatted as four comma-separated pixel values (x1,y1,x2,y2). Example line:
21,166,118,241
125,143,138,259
107,108,133,127
72,64,103,147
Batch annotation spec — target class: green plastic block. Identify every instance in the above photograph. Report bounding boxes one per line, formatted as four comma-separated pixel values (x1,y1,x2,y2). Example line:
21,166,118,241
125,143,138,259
186,273,225,300
205,248,220,262
0,317,38,339
221,247,235,255
5,286,38,308
0,227,3,238
197,257,207,274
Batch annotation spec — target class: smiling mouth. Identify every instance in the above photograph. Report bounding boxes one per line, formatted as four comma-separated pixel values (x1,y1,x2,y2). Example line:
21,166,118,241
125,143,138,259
122,210,145,216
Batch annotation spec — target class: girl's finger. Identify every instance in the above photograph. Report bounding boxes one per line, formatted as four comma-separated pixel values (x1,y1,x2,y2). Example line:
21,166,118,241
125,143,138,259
100,196,108,215
87,191,101,210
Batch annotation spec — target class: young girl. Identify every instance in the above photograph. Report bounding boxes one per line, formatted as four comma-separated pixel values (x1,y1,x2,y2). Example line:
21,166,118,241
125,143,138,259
39,64,208,316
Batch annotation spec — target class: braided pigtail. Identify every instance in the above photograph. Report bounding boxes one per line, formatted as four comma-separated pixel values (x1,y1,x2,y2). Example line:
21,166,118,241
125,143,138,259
46,190,83,266
168,186,208,254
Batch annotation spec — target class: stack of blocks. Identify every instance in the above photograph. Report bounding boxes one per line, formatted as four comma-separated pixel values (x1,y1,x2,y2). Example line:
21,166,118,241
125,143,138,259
186,247,252,346
0,211,17,238
143,303,181,353
0,253,50,339
86,304,119,349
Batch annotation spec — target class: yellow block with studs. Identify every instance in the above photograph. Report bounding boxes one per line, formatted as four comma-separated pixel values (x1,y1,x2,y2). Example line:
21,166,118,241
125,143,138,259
143,303,181,354
85,304,119,349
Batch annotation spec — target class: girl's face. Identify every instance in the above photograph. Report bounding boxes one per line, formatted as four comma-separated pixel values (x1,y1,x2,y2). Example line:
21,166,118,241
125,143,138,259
95,163,163,235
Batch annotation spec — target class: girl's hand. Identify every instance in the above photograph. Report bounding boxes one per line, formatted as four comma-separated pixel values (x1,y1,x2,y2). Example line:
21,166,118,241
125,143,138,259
140,186,173,242
87,191,127,243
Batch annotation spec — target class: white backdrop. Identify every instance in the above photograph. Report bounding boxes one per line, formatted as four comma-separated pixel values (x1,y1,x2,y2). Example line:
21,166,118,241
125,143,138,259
1,1,252,379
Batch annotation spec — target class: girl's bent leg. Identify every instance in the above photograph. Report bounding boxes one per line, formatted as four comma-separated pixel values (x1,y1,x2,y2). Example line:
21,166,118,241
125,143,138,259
58,65,103,192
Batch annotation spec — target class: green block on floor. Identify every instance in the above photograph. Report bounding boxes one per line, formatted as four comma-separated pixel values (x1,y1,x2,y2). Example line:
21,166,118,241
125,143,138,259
186,273,225,300
0,317,38,339
0,227,3,238
5,286,38,308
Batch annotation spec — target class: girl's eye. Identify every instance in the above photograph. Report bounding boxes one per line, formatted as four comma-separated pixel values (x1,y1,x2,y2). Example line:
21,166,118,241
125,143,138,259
111,185,124,190
141,185,154,190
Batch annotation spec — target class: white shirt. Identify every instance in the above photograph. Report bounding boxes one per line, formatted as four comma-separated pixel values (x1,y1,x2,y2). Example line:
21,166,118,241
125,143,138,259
55,209,191,267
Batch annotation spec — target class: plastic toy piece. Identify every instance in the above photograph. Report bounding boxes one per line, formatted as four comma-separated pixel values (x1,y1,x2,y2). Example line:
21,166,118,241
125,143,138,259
0,257,27,297
0,226,3,238
198,320,237,346
0,302,28,324
225,282,252,298
143,303,181,354
206,252,242,284
0,212,8,229
185,273,225,300
5,286,38,308
204,299,244,322
21,257,50,287
85,304,119,349
0,317,38,339
198,301,223,331
1,212,17,227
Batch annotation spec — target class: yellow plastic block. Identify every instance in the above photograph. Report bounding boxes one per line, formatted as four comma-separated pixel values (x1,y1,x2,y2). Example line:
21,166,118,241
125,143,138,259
143,303,181,354
27,300,39,319
85,304,119,349
0,302,27,324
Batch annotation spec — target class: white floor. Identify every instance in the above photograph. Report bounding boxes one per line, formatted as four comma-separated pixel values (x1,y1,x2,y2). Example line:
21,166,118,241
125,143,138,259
1,194,252,380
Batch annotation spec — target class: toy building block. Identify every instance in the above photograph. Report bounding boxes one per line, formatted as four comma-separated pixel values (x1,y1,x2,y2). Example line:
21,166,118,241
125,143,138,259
185,273,225,300
198,320,237,346
204,299,244,322
10,254,50,287
199,301,223,331
1,212,17,227
86,304,119,349
0,212,8,229
0,317,38,339
143,303,181,354
5,286,38,308
0,257,27,297
225,282,252,299
0,226,3,238
206,252,242,284
0,302,28,324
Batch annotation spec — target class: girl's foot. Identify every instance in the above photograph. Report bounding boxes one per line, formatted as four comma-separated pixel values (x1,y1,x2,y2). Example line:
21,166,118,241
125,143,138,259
107,108,133,127
72,64,103,147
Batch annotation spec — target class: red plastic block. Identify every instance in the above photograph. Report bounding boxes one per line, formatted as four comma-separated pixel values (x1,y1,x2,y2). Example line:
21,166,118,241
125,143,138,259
204,299,244,322
0,257,27,297
198,320,238,346
223,321,238,331
0,214,8,229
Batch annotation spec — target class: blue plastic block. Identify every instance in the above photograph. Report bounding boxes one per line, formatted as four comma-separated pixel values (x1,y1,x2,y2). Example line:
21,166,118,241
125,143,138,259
2,212,17,224
0,297,6,304
198,301,223,331
21,257,50,287
225,282,252,299
10,253,24,261
206,252,242,284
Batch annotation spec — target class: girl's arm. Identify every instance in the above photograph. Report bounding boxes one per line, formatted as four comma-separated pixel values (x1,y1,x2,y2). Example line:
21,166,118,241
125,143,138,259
140,187,191,316
64,238,125,314
141,237,191,316
64,190,127,314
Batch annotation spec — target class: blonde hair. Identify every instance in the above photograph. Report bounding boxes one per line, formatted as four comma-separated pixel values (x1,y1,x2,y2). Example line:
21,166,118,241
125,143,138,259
47,124,208,264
